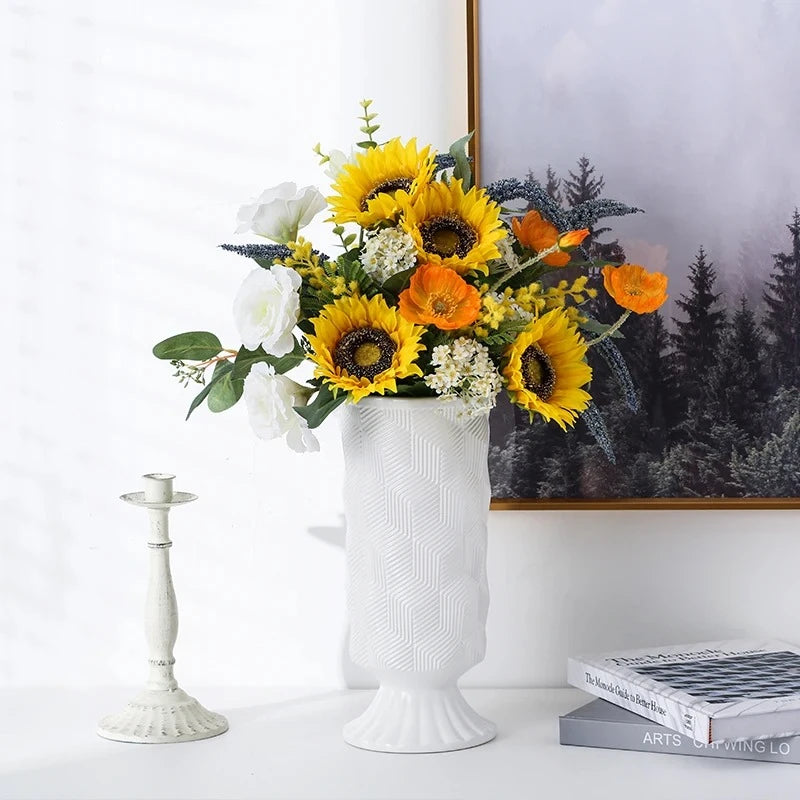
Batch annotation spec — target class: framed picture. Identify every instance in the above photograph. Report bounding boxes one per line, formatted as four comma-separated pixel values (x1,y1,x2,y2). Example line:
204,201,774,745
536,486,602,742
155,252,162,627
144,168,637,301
469,0,800,509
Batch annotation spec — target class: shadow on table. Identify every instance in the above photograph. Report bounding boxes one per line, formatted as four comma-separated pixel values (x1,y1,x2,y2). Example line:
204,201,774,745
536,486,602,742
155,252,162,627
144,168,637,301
0,690,373,800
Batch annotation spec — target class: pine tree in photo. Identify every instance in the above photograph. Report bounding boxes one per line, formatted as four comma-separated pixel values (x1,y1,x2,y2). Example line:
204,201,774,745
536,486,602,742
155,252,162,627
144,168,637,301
535,431,585,498
564,155,605,208
763,209,800,389
731,411,800,496
672,246,727,402
624,310,682,450
545,165,563,206
705,296,769,436
651,419,744,497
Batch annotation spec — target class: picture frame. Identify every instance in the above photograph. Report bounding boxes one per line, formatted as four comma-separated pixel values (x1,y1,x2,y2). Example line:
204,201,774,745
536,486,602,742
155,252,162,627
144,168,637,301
469,0,800,510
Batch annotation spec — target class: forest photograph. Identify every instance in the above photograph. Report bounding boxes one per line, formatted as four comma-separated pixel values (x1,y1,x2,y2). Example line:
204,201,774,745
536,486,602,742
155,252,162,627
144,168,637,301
479,0,800,498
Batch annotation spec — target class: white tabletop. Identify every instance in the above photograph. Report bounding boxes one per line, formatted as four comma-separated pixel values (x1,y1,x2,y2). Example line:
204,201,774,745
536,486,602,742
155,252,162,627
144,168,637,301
1,688,797,799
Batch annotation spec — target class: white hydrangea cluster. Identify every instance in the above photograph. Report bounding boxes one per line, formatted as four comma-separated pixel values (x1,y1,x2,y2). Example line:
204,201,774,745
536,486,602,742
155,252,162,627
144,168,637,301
359,226,418,284
425,337,503,418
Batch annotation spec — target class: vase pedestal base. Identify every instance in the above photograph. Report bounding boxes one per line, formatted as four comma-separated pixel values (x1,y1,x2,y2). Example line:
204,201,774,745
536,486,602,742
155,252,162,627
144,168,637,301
97,688,229,744
343,685,496,753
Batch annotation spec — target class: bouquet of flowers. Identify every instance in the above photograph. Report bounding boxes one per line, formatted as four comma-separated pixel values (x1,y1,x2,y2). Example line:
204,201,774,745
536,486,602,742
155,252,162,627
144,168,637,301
154,101,668,453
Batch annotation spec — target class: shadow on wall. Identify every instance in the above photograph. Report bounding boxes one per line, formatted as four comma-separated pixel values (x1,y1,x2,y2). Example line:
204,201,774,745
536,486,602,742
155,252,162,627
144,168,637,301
307,517,374,689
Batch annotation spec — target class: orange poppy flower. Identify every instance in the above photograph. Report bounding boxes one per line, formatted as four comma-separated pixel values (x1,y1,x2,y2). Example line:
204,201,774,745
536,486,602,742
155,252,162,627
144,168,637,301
558,228,590,250
511,210,569,267
398,263,481,330
602,264,669,314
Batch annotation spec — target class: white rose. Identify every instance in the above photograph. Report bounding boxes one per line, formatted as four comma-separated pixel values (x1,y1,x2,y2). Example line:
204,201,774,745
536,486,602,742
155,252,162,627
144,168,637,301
233,265,301,356
243,363,319,453
235,182,327,243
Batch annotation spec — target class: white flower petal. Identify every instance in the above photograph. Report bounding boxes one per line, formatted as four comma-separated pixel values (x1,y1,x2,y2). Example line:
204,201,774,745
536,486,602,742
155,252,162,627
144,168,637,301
233,265,300,356
235,182,325,243
243,363,318,452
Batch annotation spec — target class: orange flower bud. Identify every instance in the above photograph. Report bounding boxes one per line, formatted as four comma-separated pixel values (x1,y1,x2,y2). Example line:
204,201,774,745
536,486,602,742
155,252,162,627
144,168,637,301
558,229,590,251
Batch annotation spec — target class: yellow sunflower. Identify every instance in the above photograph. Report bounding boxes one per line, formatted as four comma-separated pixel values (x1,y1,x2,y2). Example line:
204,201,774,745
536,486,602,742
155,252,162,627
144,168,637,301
502,308,592,430
400,179,505,275
306,294,426,402
327,138,435,228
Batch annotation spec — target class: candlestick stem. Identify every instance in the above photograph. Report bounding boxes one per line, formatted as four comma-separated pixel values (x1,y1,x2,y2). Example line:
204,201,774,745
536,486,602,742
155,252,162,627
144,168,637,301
97,473,228,744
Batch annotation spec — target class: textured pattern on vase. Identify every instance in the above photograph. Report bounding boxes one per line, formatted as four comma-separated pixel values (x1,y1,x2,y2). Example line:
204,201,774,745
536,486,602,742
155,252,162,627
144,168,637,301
342,400,491,676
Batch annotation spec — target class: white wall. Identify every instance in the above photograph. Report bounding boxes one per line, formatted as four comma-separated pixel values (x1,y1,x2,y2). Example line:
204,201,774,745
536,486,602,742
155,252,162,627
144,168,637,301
2,0,799,691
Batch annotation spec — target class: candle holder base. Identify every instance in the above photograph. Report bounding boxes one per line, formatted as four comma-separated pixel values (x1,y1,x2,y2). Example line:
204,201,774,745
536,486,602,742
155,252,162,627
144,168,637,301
97,689,228,744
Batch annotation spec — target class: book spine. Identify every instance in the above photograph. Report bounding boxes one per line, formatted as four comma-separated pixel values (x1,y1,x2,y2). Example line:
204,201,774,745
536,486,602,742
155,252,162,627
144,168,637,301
559,715,800,764
567,657,711,743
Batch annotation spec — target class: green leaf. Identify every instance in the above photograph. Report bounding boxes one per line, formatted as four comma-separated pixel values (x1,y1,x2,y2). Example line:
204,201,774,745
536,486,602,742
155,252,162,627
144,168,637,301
392,382,435,398
482,318,531,348
338,253,381,297
297,318,315,335
207,365,243,413
254,257,278,269
153,331,222,361
185,382,214,421
343,233,357,246
232,339,306,381
294,382,347,429
261,338,306,373
448,132,475,191
185,361,231,420
381,266,418,296
356,140,377,149
579,317,625,339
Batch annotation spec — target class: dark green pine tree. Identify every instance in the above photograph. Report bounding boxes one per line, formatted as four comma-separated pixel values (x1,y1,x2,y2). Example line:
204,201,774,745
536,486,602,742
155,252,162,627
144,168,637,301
763,209,800,389
624,311,682,449
705,296,769,436
564,155,605,208
672,246,727,402
545,165,563,206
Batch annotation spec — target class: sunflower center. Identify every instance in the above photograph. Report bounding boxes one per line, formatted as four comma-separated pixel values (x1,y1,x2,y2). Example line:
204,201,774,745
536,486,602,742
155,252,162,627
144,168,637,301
420,214,477,258
361,178,413,211
353,342,382,367
333,327,396,379
520,345,556,400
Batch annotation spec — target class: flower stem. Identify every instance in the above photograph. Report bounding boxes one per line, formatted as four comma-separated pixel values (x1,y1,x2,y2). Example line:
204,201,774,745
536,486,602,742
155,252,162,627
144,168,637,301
586,310,631,347
491,243,559,293
197,351,238,369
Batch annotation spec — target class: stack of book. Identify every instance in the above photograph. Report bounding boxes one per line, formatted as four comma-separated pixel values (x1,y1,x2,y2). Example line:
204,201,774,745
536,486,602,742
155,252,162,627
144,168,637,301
561,639,800,764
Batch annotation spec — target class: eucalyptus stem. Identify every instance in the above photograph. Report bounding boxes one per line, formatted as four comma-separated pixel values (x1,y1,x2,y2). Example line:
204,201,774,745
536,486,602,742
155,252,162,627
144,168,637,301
586,310,632,347
197,351,238,369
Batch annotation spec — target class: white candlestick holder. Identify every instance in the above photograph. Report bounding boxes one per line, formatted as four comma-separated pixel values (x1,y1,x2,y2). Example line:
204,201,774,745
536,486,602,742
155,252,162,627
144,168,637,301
97,473,229,744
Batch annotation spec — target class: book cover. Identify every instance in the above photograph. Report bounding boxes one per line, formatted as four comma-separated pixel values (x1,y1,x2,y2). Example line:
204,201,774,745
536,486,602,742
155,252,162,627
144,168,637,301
567,639,800,743
560,699,800,764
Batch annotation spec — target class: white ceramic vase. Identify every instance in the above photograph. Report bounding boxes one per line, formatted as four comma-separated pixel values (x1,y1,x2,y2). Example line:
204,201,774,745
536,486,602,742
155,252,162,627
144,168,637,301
341,397,495,753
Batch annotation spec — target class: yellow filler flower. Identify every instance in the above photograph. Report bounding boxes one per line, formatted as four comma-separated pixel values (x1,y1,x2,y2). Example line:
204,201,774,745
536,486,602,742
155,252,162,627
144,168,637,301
328,138,434,228
502,308,593,430
400,179,505,275
306,294,426,402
